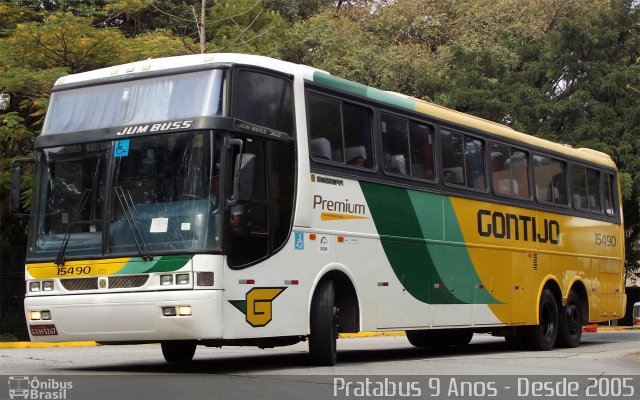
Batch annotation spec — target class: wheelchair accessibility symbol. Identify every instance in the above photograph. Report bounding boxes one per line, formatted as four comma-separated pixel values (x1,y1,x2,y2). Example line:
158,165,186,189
294,232,304,250
114,139,130,157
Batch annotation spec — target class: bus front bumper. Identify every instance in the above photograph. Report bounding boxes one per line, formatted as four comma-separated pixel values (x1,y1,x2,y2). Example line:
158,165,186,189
25,290,223,342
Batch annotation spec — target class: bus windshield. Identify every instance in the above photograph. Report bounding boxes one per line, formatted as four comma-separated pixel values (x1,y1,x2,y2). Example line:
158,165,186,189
42,69,224,135
27,131,223,261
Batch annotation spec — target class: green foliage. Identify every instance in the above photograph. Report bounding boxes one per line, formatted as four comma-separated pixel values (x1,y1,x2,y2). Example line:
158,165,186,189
3,13,126,73
264,0,333,22
207,0,287,55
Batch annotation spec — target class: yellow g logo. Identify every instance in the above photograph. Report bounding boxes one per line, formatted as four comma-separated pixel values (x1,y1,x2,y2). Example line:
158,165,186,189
229,287,286,327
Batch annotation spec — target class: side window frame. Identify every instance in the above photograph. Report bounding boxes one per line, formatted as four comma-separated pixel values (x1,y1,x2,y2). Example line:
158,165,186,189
533,153,569,207
603,172,617,217
570,163,602,214
490,141,531,201
231,67,295,136
380,111,436,182
306,90,375,171
440,129,487,192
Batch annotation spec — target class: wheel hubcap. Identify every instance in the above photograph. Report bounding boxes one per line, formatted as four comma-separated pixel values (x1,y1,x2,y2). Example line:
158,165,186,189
566,305,580,336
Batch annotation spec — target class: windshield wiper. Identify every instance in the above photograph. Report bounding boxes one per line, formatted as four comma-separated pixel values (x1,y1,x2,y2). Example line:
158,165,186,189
114,186,153,261
55,157,104,266
55,189,92,266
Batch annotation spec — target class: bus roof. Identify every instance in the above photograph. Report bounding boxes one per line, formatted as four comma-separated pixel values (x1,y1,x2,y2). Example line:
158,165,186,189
53,53,616,169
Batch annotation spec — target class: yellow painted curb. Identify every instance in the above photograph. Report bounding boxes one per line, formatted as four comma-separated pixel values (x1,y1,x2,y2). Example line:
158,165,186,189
0,341,96,349
340,331,405,338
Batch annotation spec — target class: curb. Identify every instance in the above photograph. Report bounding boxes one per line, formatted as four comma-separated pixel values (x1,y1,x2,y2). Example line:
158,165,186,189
1,327,637,348
0,341,96,349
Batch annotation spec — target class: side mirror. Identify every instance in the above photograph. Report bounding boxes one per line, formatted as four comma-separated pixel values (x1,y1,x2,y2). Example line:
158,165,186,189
226,138,256,207
10,158,35,219
235,153,256,201
227,151,256,207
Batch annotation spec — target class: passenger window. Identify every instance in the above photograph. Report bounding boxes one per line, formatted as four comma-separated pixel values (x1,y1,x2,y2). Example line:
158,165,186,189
409,121,435,181
533,155,568,205
381,114,409,175
441,131,485,190
307,94,342,162
571,165,601,212
307,93,373,169
491,143,529,199
603,173,616,216
343,103,373,168
381,113,435,180
233,70,294,134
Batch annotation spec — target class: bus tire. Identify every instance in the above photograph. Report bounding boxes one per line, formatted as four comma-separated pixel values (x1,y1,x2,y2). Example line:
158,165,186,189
522,289,558,351
556,290,582,348
309,279,337,366
161,341,197,363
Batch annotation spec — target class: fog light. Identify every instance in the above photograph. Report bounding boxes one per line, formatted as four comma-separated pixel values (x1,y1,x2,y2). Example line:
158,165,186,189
29,282,41,292
40,311,52,320
177,306,192,316
42,281,54,291
29,311,42,320
197,272,214,286
162,307,177,317
176,274,190,285
160,275,173,286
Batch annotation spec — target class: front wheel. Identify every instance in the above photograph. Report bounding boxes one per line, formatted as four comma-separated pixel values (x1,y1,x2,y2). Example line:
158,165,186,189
556,290,583,348
522,289,558,350
161,341,197,363
309,279,338,366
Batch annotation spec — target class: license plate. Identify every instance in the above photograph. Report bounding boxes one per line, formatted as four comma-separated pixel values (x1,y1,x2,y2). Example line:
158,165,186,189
30,324,58,336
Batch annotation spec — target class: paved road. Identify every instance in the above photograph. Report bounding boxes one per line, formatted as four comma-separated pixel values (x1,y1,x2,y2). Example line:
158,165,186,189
1,331,639,399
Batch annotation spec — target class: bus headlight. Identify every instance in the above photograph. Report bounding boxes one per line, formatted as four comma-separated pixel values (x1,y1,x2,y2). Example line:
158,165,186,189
177,306,192,316
160,275,173,286
29,282,41,292
40,311,52,320
42,281,54,291
176,274,190,285
29,311,41,320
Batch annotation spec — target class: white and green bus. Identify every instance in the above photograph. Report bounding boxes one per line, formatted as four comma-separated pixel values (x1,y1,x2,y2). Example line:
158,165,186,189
15,54,625,365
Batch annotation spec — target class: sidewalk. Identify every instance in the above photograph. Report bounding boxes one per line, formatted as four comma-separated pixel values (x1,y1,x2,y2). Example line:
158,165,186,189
2,326,638,349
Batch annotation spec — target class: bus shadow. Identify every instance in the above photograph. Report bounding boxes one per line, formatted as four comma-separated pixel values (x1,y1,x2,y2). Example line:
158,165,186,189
50,338,574,375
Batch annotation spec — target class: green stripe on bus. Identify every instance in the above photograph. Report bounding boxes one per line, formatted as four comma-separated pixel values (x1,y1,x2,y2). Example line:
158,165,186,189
313,72,368,97
312,72,416,111
361,181,499,305
116,255,192,275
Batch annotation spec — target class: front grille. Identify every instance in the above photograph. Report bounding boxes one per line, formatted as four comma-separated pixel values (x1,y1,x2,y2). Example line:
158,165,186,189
60,277,98,291
108,275,149,289
60,275,149,291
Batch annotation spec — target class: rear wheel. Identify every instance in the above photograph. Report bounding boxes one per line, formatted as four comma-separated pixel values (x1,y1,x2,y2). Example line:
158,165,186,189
556,290,583,348
161,341,197,363
522,289,558,350
309,279,338,366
